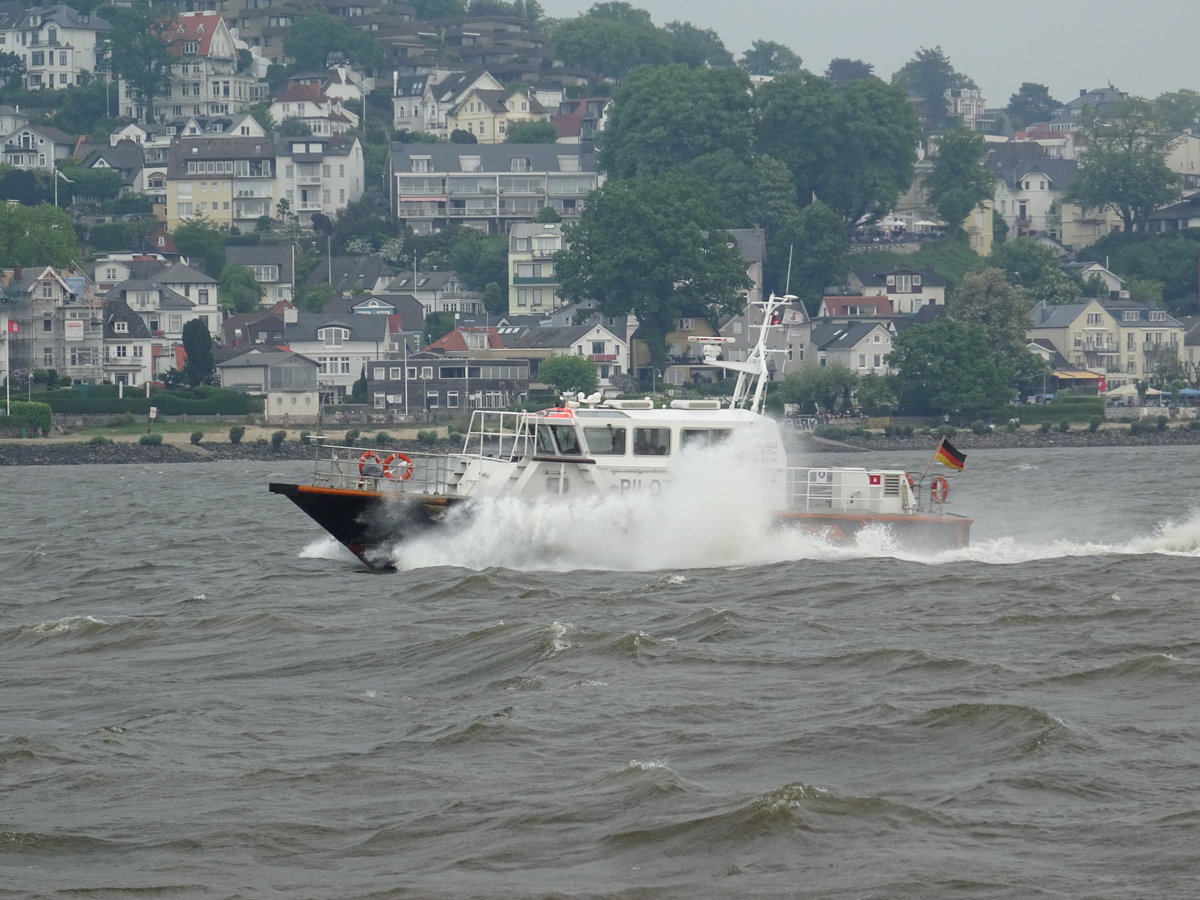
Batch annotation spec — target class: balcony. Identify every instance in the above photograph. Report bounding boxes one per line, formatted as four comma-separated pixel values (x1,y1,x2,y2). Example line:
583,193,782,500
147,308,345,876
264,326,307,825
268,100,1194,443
589,354,617,362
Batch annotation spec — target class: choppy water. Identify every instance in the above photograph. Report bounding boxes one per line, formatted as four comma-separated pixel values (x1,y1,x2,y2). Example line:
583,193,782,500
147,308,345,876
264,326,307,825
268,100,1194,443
3,446,1200,898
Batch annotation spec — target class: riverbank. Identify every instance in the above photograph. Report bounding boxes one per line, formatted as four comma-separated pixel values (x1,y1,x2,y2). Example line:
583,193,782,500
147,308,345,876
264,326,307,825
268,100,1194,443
3,422,1199,466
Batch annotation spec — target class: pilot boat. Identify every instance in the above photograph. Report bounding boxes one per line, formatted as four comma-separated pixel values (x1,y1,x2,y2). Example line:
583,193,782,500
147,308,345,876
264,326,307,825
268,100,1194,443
270,294,971,569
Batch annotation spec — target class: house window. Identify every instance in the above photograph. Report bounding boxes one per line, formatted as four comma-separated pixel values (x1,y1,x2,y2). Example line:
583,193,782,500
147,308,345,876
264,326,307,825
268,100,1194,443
678,318,694,330
373,392,386,409
1087,313,1102,325
591,341,605,354
133,346,144,358
446,391,459,408
42,318,52,331
114,321,128,333
425,390,439,409
320,327,348,346
406,367,416,378
420,366,433,378
389,367,402,379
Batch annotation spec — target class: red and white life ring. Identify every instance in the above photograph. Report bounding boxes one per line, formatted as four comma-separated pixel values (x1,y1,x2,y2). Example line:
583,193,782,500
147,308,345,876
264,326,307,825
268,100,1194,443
537,407,575,418
358,450,381,475
381,452,413,481
930,475,950,504
906,473,916,489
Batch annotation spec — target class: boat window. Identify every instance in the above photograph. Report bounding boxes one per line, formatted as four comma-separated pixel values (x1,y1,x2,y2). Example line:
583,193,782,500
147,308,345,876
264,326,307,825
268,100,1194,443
583,425,626,455
538,423,581,455
633,427,671,456
681,428,733,448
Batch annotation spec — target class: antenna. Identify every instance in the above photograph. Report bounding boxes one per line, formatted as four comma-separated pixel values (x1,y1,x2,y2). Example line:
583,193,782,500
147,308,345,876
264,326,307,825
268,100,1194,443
784,244,794,295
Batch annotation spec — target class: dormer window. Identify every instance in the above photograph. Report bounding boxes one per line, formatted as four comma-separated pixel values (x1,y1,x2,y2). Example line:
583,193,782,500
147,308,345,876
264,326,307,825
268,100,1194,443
1149,310,1166,321
320,326,349,347
1123,310,1138,322
114,321,128,333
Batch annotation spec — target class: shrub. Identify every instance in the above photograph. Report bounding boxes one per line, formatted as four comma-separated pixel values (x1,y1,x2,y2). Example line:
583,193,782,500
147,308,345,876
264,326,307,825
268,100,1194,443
254,438,268,447
271,430,286,449
416,429,439,445
935,424,956,437
1156,415,1169,432
1130,419,1145,435
970,419,987,435
1006,421,1019,433
344,429,361,443
139,433,163,445
1188,419,1200,431
190,430,204,445
229,425,246,444
1058,420,1070,433
1088,417,1101,433
374,431,393,446
87,434,112,446
1039,421,1052,433
299,430,311,444
903,426,914,437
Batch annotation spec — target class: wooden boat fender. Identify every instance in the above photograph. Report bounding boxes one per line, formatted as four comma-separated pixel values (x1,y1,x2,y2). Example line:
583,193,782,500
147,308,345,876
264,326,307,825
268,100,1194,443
382,452,413,480
930,475,950,504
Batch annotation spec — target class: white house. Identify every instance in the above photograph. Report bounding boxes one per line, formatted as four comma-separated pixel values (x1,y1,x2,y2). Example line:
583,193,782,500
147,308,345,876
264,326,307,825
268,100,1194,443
0,5,111,90
282,313,389,403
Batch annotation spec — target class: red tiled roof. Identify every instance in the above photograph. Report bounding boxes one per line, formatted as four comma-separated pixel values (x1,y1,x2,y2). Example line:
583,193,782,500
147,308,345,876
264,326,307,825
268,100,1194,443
164,13,224,58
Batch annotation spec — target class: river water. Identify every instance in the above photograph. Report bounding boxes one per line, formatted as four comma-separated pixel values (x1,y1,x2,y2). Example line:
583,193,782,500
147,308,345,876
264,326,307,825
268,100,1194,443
2,447,1199,898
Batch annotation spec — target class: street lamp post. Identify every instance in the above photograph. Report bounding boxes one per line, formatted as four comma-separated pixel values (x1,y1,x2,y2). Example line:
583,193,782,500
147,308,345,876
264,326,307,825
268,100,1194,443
652,368,660,397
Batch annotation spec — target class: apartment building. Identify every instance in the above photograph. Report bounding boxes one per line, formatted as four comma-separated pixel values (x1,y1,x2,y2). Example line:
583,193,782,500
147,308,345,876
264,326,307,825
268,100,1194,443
0,5,111,90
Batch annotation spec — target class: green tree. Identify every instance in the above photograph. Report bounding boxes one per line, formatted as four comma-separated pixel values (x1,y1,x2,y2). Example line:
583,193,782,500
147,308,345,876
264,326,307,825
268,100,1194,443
737,40,803,77
988,238,1080,306
424,310,456,345
778,362,858,414
665,20,733,68
598,63,754,179
172,218,227,277
1006,82,1059,130
947,268,1043,384
537,354,600,395
1153,89,1200,134
410,0,466,15
331,196,390,255
890,45,976,131
282,12,383,70
0,204,77,266
277,116,312,136
824,58,874,85
550,3,672,81
1067,98,1181,233
925,127,993,234
886,318,1015,417
504,119,558,143
447,229,508,291
767,200,848,312
181,318,215,386
101,3,177,123
756,73,921,230
0,50,24,89
483,281,505,315
219,263,265,313
556,173,752,367
855,372,896,412
1078,231,1200,313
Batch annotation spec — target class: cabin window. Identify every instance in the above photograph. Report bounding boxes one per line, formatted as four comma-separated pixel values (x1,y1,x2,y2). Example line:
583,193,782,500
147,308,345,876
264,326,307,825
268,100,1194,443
583,425,627,455
634,427,671,456
536,423,581,455
681,428,731,449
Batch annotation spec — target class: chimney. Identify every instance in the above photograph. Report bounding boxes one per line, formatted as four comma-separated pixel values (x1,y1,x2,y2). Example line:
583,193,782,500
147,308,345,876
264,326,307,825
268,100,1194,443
1080,89,1087,97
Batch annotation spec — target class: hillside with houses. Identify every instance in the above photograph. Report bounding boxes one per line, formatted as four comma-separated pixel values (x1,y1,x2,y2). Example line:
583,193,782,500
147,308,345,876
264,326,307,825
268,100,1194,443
2,2,1200,426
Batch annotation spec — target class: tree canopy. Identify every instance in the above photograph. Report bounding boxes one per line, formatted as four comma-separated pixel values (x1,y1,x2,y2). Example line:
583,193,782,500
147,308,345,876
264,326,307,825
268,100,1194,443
1066,98,1181,233
504,119,558,143
890,46,976,130
219,263,265,314
947,268,1045,384
536,354,600,396
986,238,1080,306
0,204,77,267
556,173,751,367
550,2,672,80
172,218,227,278
181,319,215,387
598,63,754,179
101,3,177,123
778,362,858,414
824,58,874,85
756,73,921,230
737,40,803,77
282,12,383,70
664,20,733,68
924,127,993,233
1006,82,1059,130
886,318,1016,417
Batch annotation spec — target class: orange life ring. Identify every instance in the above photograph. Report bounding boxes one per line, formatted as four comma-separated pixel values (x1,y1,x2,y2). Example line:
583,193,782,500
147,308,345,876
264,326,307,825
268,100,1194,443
906,473,915,489
381,452,413,480
358,450,382,475
538,407,575,418
930,475,950,504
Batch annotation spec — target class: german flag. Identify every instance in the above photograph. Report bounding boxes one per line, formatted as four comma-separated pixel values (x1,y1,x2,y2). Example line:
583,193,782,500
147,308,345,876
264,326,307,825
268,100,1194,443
934,437,966,471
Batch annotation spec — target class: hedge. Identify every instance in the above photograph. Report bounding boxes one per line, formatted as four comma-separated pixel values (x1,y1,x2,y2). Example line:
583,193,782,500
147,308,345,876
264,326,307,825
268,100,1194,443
40,388,262,416
1,400,53,434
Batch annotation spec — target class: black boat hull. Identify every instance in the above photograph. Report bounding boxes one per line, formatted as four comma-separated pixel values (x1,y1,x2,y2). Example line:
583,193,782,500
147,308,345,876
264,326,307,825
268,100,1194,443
269,482,460,569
